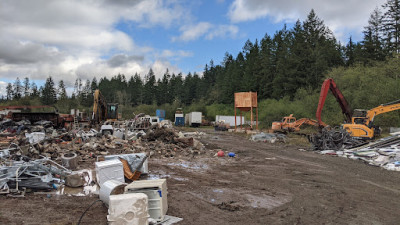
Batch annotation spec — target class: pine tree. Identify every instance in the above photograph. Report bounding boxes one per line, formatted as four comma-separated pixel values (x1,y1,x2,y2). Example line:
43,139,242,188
345,36,356,66
13,77,22,99
302,9,342,89
382,0,400,54
81,79,92,106
363,7,385,61
259,33,275,99
91,77,98,93
23,77,30,97
132,73,144,105
242,39,262,93
6,83,13,100
143,69,156,104
57,80,67,100
271,25,291,99
169,73,184,103
31,82,39,97
41,76,57,105
285,20,309,97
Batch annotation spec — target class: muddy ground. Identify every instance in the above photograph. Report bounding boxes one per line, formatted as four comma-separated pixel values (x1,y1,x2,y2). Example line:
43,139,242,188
1,128,400,225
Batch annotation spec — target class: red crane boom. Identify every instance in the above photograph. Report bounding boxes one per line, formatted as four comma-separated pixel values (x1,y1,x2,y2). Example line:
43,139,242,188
316,78,352,126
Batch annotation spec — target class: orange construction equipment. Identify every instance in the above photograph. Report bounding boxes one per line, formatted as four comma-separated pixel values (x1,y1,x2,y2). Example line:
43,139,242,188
272,114,326,132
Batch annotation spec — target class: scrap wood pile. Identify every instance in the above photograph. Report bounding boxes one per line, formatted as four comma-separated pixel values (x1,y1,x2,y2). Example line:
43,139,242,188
308,128,400,171
0,117,207,196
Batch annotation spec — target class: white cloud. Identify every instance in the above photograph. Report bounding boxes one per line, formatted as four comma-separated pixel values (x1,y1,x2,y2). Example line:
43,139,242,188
0,0,189,86
160,50,193,59
173,22,239,42
173,22,213,42
117,0,186,28
228,0,387,40
205,25,239,40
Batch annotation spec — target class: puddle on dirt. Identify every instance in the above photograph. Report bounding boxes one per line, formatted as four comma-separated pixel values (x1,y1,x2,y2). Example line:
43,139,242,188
147,173,171,180
167,162,208,170
190,188,292,210
244,193,291,209
173,177,188,181
147,170,188,181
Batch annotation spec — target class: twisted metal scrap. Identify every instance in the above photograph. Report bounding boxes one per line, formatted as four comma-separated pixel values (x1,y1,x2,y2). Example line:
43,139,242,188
308,127,363,150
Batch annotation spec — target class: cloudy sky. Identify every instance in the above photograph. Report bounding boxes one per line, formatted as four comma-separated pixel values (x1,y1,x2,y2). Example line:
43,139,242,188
0,0,386,96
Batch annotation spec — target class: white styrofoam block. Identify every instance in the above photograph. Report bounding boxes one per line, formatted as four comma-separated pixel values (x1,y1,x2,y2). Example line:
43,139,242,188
95,159,124,187
108,193,149,225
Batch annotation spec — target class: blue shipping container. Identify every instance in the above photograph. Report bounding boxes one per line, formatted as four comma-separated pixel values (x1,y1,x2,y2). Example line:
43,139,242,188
156,109,166,119
175,117,184,126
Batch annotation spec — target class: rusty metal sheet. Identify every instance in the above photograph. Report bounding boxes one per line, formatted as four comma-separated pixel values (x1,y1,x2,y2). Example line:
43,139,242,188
234,92,257,108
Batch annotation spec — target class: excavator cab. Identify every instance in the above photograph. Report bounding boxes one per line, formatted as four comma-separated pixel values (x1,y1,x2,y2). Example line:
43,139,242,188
352,109,367,117
106,103,119,120
282,115,296,123
351,110,368,125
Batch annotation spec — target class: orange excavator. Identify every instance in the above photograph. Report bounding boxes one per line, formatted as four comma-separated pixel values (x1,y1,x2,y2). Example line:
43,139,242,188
272,114,325,132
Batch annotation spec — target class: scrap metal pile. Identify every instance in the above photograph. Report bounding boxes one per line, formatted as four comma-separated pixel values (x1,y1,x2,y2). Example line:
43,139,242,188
308,127,366,150
0,118,207,196
310,129,400,171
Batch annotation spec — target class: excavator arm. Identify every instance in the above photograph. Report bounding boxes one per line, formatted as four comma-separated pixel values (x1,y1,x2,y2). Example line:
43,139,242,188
294,118,326,128
365,99,400,124
316,78,352,126
92,89,107,125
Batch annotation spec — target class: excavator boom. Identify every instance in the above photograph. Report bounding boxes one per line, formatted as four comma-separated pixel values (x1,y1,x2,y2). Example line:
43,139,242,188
92,89,107,125
316,78,352,126
366,99,400,123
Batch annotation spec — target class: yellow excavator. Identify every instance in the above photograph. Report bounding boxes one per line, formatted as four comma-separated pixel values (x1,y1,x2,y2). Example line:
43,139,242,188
91,89,119,125
342,99,400,139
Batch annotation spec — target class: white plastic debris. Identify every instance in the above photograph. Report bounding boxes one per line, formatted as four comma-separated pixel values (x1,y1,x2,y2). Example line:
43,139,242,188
25,132,45,144
107,193,149,225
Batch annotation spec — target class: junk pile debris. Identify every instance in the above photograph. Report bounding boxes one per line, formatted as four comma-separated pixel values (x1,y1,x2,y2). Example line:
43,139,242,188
1,113,195,224
311,131,400,171
250,132,287,143
0,115,208,195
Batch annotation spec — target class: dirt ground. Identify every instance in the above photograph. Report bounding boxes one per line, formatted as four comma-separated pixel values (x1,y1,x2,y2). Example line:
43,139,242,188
1,128,400,225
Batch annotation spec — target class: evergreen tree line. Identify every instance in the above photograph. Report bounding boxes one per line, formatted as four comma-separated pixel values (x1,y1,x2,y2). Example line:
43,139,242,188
2,2,400,111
